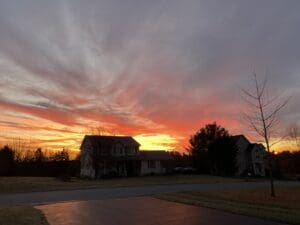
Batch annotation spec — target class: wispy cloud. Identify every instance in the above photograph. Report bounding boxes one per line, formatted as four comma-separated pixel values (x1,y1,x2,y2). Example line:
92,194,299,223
0,0,299,151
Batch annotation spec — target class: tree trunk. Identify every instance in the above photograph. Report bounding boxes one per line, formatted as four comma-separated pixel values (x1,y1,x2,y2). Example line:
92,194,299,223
268,153,275,197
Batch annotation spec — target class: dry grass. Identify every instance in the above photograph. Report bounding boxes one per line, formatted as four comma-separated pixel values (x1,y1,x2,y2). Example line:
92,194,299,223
0,175,240,194
156,187,300,225
202,187,300,209
0,206,49,225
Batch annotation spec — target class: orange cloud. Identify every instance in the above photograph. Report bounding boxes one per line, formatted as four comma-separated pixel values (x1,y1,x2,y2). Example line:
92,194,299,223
0,99,78,126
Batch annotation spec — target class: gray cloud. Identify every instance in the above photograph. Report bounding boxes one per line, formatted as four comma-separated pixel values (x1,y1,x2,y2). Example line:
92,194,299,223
0,0,299,137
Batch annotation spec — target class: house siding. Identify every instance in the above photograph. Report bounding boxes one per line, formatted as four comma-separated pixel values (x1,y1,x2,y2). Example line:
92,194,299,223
140,160,166,175
80,136,171,179
251,144,266,176
80,139,96,178
234,135,266,177
235,136,250,176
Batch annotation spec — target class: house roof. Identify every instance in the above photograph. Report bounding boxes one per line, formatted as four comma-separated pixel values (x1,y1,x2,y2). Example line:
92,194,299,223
232,135,249,143
80,135,140,149
252,143,266,151
242,142,266,153
232,135,266,150
139,150,172,160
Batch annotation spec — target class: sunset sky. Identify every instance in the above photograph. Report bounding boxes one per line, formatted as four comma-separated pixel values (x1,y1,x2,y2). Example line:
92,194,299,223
0,0,299,152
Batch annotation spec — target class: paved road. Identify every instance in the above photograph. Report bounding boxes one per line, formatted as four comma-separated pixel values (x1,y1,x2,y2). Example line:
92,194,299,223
0,181,299,206
36,197,286,225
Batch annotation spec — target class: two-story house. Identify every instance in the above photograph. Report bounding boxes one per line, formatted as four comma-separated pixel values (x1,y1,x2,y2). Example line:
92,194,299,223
80,135,172,179
233,135,266,176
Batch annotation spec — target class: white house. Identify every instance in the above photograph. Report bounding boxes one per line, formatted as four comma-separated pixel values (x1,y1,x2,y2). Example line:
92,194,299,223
139,151,172,175
80,135,172,179
233,135,266,176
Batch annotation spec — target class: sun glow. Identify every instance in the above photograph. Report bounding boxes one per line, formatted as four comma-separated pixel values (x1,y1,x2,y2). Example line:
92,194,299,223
134,134,179,151
270,139,298,152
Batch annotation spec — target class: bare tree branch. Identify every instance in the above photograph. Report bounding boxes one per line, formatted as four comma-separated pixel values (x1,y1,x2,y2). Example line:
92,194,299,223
289,125,300,150
240,92,260,108
269,135,287,148
264,96,291,122
241,88,259,100
241,72,290,198
261,93,281,108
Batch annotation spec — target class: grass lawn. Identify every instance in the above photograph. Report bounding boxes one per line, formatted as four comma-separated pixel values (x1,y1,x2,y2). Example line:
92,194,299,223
0,206,48,225
0,175,241,194
156,187,300,225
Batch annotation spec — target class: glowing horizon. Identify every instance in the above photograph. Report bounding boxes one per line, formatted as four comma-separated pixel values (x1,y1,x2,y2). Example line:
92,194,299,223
0,119,298,153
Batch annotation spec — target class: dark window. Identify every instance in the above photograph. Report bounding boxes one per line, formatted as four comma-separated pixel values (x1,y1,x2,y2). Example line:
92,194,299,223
148,160,155,168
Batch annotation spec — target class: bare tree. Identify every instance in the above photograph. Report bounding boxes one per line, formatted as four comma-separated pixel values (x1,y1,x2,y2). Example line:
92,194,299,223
289,125,300,151
87,125,116,136
241,73,290,197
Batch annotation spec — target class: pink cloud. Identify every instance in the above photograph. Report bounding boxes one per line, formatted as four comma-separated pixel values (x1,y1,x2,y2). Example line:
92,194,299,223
0,99,78,126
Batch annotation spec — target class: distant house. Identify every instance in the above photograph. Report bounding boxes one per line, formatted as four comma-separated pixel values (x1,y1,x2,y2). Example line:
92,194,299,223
233,135,266,176
139,151,172,175
80,135,172,179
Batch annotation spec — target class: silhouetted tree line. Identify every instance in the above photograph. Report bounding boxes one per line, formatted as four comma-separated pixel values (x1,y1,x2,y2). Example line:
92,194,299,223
0,146,14,176
0,146,80,177
273,151,300,178
187,123,238,176
170,151,192,168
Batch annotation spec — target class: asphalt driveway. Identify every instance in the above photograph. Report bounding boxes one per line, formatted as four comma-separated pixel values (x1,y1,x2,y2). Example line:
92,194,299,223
36,197,286,225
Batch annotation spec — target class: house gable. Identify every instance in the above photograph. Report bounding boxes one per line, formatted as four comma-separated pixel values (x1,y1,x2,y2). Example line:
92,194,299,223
81,135,140,156
232,134,266,176
232,135,251,152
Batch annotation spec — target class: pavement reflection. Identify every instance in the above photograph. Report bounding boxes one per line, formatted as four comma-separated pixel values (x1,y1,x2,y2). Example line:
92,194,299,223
36,197,286,225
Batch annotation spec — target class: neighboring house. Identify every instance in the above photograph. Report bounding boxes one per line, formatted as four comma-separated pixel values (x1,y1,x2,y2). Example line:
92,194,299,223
80,135,172,179
139,151,172,175
233,135,266,176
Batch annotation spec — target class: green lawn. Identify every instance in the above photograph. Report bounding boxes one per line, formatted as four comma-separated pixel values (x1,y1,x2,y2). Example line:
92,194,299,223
156,187,300,225
0,175,241,194
0,206,48,225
